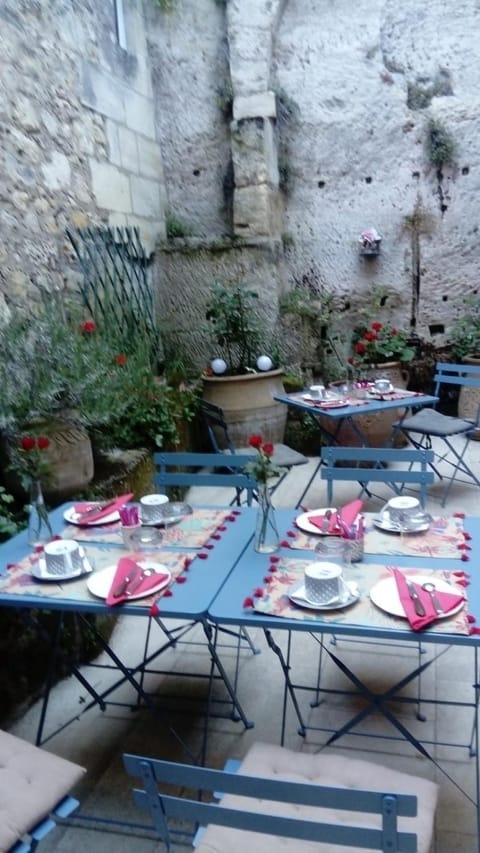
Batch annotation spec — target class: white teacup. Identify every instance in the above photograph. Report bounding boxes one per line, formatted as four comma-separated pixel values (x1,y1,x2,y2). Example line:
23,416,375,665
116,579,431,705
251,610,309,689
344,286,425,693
44,539,83,575
309,384,326,399
304,561,344,605
386,496,420,524
140,494,170,524
374,377,393,393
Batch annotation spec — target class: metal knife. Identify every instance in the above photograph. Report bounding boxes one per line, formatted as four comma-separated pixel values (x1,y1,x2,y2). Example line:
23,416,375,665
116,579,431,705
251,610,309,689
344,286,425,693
112,564,141,598
124,569,147,597
406,580,426,616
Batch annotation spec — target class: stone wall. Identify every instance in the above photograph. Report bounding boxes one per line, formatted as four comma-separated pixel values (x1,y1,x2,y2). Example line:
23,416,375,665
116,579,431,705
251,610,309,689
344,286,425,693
2,0,480,370
152,0,480,370
0,0,165,317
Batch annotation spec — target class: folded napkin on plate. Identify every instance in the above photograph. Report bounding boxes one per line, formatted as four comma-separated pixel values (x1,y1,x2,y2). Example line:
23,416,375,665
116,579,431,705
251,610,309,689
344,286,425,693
74,493,134,524
309,499,363,534
106,557,169,606
392,568,465,631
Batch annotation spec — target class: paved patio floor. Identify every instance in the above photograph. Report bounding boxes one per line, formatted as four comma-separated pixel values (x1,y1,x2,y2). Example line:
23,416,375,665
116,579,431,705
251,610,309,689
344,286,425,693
7,435,480,852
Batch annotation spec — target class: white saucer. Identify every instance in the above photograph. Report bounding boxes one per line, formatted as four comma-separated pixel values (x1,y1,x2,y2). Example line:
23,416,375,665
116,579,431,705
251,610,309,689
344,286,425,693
367,388,394,397
288,580,359,611
153,502,193,526
302,392,340,402
370,575,465,620
373,512,431,534
32,548,93,582
87,562,171,601
295,508,338,536
64,506,120,526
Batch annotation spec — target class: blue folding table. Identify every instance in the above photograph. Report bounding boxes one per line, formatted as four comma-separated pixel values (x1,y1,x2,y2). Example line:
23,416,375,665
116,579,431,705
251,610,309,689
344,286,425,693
0,503,256,751
274,389,439,506
208,507,480,850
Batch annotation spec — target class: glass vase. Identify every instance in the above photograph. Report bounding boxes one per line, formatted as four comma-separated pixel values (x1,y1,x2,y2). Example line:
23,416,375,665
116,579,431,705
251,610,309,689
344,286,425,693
254,483,280,554
27,480,53,547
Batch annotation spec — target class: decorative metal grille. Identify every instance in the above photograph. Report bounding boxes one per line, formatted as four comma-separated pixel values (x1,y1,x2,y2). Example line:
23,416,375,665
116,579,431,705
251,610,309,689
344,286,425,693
66,226,156,345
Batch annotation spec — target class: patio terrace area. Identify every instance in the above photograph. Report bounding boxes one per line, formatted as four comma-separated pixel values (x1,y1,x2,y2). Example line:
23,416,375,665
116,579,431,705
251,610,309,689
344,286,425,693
6,436,480,853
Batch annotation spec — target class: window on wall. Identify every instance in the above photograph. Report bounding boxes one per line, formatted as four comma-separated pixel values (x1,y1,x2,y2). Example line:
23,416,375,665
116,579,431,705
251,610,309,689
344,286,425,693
114,0,127,50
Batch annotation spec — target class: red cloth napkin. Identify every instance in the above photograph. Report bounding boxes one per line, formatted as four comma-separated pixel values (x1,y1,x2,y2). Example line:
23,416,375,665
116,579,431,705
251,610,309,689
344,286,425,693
392,569,465,631
73,493,134,524
309,500,363,534
106,557,170,606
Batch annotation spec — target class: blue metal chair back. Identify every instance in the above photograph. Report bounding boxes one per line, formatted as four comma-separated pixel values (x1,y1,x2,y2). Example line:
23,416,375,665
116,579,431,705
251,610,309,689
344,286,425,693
321,446,434,505
123,752,419,852
198,398,237,454
434,361,480,396
153,451,256,506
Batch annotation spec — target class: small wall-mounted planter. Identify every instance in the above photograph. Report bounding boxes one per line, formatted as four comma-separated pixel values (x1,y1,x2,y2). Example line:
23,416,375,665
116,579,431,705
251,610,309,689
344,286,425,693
359,228,381,257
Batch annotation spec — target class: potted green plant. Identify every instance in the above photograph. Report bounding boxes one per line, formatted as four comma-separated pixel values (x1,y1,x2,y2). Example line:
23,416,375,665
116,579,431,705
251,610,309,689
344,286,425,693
0,303,99,501
450,297,480,362
348,320,416,377
449,296,480,421
201,281,287,446
333,318,416,448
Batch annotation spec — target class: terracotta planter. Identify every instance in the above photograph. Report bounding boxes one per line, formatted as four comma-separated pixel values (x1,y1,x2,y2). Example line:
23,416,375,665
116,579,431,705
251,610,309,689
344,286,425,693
325,362,409,447
1,416,94,503
202,369,287,448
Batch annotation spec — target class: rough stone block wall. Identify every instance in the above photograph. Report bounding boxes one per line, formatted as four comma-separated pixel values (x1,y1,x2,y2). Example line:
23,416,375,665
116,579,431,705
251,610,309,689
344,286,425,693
2,0,480,371
0,0,165,316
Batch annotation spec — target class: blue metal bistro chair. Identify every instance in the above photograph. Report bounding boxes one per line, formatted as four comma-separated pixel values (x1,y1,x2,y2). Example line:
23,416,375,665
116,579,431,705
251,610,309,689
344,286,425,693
320,446,434,505
391,362,480,505
153,450,257,506
131,452,260,742
124,741,438,853
0,728,84,853
198,398,308,500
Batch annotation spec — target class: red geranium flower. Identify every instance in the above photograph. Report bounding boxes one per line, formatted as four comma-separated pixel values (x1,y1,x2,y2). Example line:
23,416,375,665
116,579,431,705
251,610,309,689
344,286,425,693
371,322,383,331
114,353,127,365
80,320,96,334
20,436,35,451
37,436,50,450
248,435,263,448
355,342,366,354
263,443,274,456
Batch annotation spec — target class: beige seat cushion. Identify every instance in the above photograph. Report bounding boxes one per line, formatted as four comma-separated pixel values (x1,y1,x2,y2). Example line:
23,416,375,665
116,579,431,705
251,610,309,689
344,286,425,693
0,729,85,852
196,742,438,853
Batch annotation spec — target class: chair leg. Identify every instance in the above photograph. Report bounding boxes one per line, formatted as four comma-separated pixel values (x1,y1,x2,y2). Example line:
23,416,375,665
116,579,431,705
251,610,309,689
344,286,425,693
295,460,323,508
439,436,480,506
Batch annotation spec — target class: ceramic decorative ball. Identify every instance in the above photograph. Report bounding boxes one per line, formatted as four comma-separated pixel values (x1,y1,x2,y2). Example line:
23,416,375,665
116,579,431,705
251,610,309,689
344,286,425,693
256,355,273,372
210,358,227,375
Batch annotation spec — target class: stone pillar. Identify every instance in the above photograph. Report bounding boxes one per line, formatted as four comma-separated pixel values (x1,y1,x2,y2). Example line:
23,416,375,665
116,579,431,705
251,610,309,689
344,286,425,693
226,1,287,241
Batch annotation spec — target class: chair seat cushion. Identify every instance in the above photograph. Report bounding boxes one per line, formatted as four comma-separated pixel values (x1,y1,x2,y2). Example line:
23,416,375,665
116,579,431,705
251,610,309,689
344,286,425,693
397,407,475,437
237,445,308,468
0,729,85,852
196,742,438,853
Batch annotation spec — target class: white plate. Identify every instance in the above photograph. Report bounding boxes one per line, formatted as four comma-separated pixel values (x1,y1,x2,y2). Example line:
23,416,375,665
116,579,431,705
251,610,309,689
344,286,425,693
302,392,341,402
302,396,348,408
289,579,359,611
32,549,93,582
369,575,465,620
64,506,120,526
372,512,431,534
86,562,171,601
295,508,338,536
